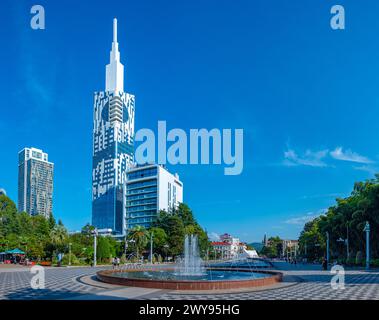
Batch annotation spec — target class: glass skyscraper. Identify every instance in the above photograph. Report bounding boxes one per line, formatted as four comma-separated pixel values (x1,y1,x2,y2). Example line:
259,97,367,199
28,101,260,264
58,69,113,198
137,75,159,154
18,147,54,218
92,19,135,235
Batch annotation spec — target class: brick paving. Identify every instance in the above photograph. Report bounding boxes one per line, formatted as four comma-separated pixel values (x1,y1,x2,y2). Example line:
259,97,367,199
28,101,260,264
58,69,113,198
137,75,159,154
1,262,378,300
0,266,106,299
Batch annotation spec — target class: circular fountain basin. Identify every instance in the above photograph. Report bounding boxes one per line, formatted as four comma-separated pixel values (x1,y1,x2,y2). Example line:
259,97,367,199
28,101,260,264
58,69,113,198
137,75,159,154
97,268,282,290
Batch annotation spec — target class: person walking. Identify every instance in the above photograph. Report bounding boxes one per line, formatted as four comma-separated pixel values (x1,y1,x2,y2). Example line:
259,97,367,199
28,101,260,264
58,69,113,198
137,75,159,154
116,257,120,268
112,257,116,269
322,257,328,271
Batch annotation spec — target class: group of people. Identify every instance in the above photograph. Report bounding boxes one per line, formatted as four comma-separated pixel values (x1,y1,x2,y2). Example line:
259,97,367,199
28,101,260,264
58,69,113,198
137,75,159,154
112,257,121,269
285,257,297,265
283,256,330,271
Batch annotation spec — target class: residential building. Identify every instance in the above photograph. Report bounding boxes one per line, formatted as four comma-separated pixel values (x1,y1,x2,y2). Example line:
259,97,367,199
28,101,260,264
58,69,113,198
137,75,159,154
126,164,183,230
18,147,53,218
282,239,299,257
211,233,247,259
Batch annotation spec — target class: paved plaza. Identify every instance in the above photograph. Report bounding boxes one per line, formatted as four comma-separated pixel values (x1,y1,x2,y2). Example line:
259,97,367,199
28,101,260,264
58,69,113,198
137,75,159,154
1,262,379,300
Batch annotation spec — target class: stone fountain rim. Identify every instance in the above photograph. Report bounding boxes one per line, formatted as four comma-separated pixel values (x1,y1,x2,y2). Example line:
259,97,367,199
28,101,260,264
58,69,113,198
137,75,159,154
96,267,283,290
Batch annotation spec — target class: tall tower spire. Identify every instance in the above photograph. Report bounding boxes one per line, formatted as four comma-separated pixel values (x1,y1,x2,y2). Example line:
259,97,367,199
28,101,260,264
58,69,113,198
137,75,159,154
113,18,117,43
92,18,135,236
106,18,124,92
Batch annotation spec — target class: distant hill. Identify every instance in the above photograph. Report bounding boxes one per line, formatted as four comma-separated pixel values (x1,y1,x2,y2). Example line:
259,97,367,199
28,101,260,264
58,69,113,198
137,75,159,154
248,242,264,252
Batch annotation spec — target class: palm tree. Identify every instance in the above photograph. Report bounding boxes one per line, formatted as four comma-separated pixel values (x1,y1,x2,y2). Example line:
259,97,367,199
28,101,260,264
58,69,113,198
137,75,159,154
50,225,68,264
50,225,68,246
127,226,148,260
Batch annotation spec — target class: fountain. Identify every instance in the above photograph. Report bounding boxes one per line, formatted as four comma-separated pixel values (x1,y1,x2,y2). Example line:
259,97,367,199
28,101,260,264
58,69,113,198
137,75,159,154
175,235,205,276
96,234,282,290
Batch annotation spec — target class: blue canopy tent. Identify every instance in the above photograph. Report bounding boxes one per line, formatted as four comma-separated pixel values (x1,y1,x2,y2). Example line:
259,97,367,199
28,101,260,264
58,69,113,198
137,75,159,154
5,248,25,255
2,248,26,264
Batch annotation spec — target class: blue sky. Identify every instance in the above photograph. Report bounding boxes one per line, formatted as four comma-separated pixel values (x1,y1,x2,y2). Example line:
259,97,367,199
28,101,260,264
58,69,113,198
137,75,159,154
1,0,379,242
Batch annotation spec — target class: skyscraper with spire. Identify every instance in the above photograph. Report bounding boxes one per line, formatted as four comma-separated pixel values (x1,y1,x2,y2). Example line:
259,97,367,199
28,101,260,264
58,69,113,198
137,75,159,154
92,19,135,235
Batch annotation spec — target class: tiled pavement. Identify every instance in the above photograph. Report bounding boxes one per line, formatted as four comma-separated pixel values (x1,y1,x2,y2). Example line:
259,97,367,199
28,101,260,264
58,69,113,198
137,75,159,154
0,267,107,299
1,263,379,300
143,264,379,300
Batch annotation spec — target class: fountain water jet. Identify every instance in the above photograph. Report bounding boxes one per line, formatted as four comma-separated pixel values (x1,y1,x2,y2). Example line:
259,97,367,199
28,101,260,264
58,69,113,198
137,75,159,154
175,234,206,276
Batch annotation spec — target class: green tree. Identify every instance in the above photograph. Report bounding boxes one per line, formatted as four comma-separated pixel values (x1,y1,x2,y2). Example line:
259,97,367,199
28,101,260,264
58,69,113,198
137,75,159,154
149,227,168,254
50,225,68,248
97,236,112,263
298,175,379,263
48,214,56,229
153,203,210,258
127,226,149,259
49,224,68,264
261,236,282,258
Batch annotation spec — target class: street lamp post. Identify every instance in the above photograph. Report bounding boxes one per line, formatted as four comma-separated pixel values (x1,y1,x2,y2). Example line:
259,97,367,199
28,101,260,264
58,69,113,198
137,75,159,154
149,232,153,264
364,221,370,270
69,243,72,266
337,237,349,263
94,234,97,267
326,231,330,264
124,233,128,257
346,225,350,261
91,228,98,267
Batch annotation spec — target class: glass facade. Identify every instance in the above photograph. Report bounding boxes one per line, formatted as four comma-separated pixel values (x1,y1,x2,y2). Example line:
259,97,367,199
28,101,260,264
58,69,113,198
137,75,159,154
125,164,183,230
92,92,135,235
126,167,158,229
18,148,53,218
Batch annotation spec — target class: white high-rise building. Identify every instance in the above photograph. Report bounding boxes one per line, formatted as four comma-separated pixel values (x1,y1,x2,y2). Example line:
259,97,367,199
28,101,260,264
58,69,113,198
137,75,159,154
126,164,183,230
92,19,135,235
18,147,54,218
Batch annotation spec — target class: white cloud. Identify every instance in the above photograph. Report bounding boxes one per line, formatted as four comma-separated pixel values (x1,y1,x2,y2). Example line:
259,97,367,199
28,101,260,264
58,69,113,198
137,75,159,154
330,147,373,164
283,145,375,170
299,193,344,200
208,232,220,241
283,149,328,167
285,209,326,225
353,165,378,175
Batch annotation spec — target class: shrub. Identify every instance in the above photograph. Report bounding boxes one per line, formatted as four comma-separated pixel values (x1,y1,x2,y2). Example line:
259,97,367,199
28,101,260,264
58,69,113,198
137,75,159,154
355,251,363,265
61,253,81,266
370,259,379,267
